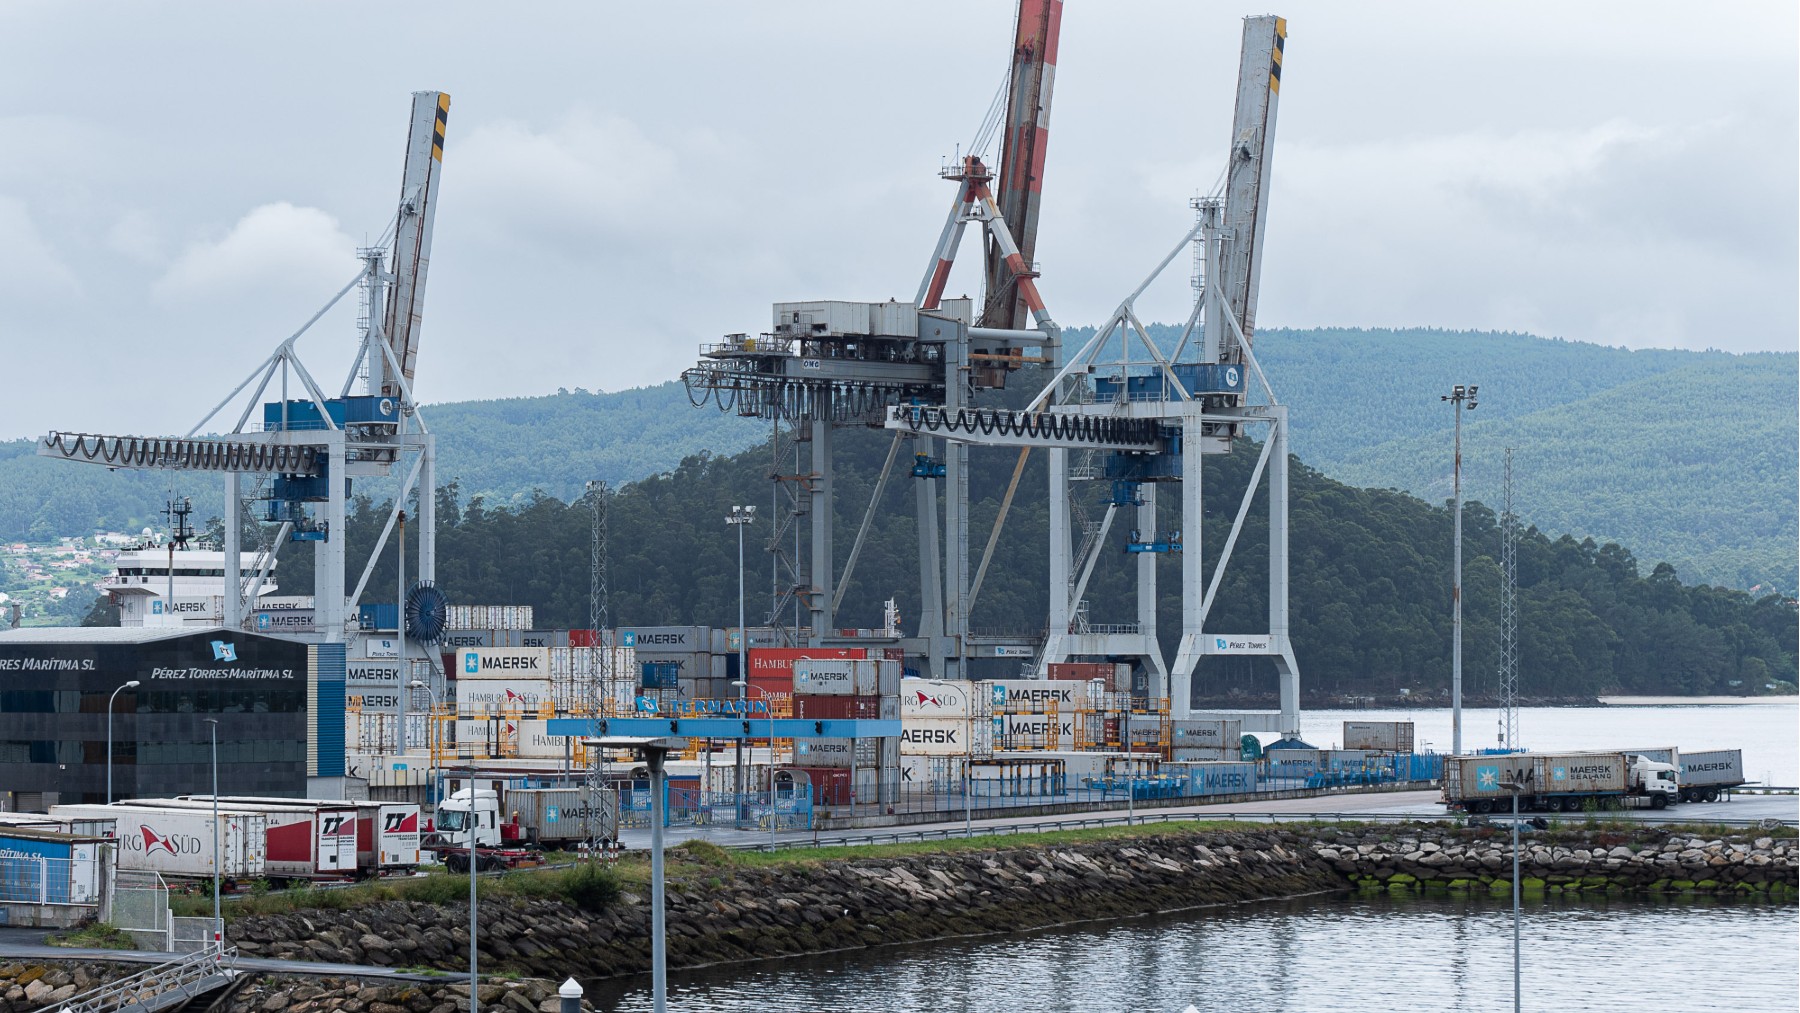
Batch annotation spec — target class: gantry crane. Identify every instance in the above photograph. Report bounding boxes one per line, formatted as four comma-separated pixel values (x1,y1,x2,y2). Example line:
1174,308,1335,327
683,2,1064,679
38,92,452,675
886,16,1301,736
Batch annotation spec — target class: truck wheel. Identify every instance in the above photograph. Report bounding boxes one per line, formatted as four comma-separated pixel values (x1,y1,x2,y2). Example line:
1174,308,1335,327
1472,800,1493,814
1703,788,1720,803
1651,794,1668,810
1561,797,1583,812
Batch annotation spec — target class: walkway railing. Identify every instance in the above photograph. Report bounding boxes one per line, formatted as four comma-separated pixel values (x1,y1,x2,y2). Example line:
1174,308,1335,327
52,945,238,1013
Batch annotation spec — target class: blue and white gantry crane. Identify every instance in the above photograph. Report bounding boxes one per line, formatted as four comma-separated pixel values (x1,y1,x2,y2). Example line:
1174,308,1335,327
38,91,453,653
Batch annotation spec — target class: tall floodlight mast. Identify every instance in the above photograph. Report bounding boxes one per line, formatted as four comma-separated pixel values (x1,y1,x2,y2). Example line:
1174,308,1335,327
39,92,452,666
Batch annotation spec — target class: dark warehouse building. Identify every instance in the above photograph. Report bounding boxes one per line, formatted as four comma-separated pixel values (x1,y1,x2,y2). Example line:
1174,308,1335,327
0,627,322,809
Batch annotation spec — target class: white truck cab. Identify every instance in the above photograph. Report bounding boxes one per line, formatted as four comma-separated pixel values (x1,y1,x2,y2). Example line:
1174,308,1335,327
1632,757,1682,802
434,788,503,848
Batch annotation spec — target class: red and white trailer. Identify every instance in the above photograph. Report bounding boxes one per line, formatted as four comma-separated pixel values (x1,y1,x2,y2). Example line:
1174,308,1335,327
188,796,421,874
109,798,359,881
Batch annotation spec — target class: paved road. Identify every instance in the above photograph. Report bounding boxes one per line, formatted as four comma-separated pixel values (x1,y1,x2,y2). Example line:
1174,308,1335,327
614,787,1799,851
0,942,444,981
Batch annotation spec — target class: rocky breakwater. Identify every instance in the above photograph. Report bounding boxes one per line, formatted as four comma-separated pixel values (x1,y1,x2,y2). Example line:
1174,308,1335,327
1311,827,1799,897
0,961,140,1012
230,830,1343,979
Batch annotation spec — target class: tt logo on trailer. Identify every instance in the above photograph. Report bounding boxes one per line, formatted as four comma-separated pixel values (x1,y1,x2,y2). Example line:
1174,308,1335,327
321,815,351,836
382,812,419,834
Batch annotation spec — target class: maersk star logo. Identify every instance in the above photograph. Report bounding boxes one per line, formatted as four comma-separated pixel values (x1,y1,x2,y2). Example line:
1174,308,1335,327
1552,766,1567,781
151,600,164,615
1476,765,1500,790
210,641,237,662
464,653,480,674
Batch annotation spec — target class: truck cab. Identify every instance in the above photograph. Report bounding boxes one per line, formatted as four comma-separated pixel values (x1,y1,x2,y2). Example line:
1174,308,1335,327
1631,757,1682,803
434,788,502,848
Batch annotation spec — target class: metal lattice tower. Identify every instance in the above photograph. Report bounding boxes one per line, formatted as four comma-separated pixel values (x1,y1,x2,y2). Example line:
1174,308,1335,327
1497,448,1519,749
767,416,805,646
584,479,612,857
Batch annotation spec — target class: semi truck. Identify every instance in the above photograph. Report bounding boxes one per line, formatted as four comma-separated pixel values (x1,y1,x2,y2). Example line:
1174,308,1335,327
1677,749,1747,802
59,799,360,882
428,787,619,868
1441,751,1681,814
48,804,268,884
183,796,422,875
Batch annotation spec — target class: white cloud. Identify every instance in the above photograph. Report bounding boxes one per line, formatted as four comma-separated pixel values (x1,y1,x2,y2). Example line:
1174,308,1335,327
151,202,359,305
104,209,163,264
454,111,685,244
0,195,78,300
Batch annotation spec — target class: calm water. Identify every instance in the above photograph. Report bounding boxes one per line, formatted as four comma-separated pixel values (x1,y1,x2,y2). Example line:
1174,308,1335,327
597,895,1800,1013
1299,699,1799,785
596,703,1798,1010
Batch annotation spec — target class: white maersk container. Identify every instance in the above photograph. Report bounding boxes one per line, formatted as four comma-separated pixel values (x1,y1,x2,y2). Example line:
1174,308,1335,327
793,658,901,696
899,716,986,756
51,804,267,881
458,647,551,679
1170,719,1242,752
793,737,878,768
991,712,1075,749
982,679,1086,713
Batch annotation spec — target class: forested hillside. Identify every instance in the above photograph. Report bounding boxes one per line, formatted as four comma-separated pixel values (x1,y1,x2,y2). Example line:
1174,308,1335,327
8,328,1793,593
239,414,1798,702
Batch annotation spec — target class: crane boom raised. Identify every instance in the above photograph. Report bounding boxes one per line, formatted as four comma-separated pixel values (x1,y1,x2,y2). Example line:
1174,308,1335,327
378,91,450,399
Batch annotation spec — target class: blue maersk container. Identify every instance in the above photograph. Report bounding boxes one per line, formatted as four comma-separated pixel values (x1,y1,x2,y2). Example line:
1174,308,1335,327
262,397,401,432
1094,363,1247,401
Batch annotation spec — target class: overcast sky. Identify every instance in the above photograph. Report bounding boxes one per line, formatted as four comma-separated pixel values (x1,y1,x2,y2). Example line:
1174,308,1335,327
1,1,1794,440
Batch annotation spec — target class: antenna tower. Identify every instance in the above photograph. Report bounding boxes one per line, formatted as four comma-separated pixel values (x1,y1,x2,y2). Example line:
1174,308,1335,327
1497,447,1519,749
584,478,612,859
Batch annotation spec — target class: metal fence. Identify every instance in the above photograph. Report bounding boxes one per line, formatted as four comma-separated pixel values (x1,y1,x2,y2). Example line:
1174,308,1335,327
619,784,815,831
107,869,171,951
0,853,104,906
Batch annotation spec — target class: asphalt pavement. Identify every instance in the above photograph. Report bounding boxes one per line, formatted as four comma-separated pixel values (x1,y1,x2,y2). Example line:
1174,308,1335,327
615,786,1799,851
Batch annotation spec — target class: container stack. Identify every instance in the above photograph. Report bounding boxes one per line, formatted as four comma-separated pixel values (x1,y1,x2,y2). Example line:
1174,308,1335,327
1342,720,1415,753
1169,718,1244,761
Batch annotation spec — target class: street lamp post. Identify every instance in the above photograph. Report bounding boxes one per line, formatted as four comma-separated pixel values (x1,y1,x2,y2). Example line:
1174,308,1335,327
202,718,221,954
1500,778,1523,1013
726,505,755,827
106,680,141,805
409,679,439,766
1441,383,1478,756
731,680,780,848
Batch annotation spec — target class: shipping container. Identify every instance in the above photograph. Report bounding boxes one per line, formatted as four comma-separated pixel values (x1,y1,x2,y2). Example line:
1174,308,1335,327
748,647,872,693
900,717,981,756
1342,720,1416,753
501,788,619,846
900,679,978,718
1168,761,1261,796
991,712,1075,749
1266,748,1323,766
192,797,421,873
791,766,880,807
50,804,267,881
453,678,553,713
521,630,570,649
897,754,963,791
794,695,897,721
982,679,1086,712
1169,747,1236,763
111,799,360,879
792,737,877,768
1440,751,1679,813
1678,749,1746,799
512,719,576,760
457,647,551,679
792,658,901,697
1047,662,1112,682
454,717,521,756
1170,719,1243,751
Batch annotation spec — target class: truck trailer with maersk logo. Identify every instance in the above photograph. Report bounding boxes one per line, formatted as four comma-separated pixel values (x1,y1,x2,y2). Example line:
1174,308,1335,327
1440,751,1681,814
